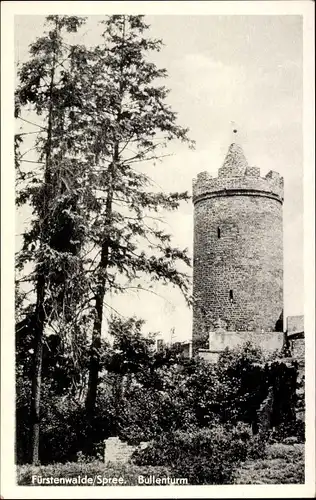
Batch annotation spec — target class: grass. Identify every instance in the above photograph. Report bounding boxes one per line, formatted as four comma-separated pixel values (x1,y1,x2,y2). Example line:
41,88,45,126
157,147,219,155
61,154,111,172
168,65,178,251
17,442,305,486
233,443,305,484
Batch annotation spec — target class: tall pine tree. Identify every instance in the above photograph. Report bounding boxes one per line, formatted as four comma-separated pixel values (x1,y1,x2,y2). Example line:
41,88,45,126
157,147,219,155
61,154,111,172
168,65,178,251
15,15,89,464
73,15,195,413
16,15,195,457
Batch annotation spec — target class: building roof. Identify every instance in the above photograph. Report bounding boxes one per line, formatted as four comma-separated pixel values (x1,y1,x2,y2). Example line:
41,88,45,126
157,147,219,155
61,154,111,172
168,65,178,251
220,142,249,176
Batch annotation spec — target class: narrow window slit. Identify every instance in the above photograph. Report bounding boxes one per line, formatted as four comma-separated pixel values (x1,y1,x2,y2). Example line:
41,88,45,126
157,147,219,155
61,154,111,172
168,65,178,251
217,227,221,238
229,290,234,302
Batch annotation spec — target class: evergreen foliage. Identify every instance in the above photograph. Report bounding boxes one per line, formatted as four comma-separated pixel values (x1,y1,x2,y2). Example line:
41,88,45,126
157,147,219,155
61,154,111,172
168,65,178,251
15,14,193,463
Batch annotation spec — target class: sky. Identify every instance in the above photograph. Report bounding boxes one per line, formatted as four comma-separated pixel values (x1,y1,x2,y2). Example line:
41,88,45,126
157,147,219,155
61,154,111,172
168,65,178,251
15,14,303,343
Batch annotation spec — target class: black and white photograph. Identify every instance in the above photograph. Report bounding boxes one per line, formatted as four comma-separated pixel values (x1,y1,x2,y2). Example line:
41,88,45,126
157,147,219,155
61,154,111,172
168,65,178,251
1,1,315,498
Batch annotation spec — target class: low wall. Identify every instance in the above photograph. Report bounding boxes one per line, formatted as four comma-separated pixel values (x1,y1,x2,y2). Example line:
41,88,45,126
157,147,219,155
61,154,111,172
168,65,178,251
104,437,134,464
198,350,221,363
287,315,304,333
209,330,284,353
104,437,148,464
198,330,284,363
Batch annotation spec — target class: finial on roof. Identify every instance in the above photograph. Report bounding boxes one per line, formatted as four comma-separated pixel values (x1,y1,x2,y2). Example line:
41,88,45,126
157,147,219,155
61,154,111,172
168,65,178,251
231,120,238,136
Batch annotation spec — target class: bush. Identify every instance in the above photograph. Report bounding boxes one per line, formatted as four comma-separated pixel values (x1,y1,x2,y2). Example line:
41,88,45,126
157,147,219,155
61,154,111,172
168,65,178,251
269,420,305,444
267,442,304,461
16,340,302,466
132,424,267,485
234,442,305,484
16,380,117,464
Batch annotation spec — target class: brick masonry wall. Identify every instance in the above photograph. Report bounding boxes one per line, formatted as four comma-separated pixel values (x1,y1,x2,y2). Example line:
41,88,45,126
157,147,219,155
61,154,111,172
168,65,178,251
193,171,284,203
192,167,284,351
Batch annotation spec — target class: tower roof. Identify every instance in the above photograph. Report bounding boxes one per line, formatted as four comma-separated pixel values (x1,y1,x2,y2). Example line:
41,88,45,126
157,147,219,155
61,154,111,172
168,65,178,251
220,143,248,177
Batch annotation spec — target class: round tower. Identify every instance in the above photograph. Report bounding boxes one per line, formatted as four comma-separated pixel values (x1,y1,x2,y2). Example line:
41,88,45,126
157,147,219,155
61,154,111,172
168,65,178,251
192,142,284,352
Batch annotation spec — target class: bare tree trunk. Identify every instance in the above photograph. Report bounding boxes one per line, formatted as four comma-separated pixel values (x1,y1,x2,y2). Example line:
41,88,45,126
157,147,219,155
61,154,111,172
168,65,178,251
85,18,126,415
31,275,45,464
85,260,107,413
85,154,117,414
114,373,124,433
30,22,57,464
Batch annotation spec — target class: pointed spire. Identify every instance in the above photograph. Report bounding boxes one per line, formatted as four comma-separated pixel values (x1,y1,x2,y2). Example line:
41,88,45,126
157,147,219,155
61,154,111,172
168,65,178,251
219,143,248,178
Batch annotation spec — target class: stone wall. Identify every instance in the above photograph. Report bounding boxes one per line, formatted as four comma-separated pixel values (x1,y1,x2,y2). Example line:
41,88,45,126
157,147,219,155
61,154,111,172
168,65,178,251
198,330,285,363
103,437,143,464
209,330,284,353
286,315,304,334
192,170,284,203
198,349,221,363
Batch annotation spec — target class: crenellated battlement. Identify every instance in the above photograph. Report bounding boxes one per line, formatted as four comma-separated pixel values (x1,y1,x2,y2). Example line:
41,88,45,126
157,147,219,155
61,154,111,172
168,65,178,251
193,146,284,205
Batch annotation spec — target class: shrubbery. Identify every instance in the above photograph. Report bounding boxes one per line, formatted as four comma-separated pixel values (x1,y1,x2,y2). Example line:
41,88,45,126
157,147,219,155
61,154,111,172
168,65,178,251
16,338,304,487
269,420,305,444
132,423,267,485
234,442,305,484
16,379,117,464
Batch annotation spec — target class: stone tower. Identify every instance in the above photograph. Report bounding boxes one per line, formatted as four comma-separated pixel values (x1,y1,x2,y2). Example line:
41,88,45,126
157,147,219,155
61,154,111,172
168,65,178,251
192,142,284,352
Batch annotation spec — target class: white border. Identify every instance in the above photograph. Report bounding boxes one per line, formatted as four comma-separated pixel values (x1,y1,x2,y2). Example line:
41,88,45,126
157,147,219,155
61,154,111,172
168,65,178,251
1,1,315,498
